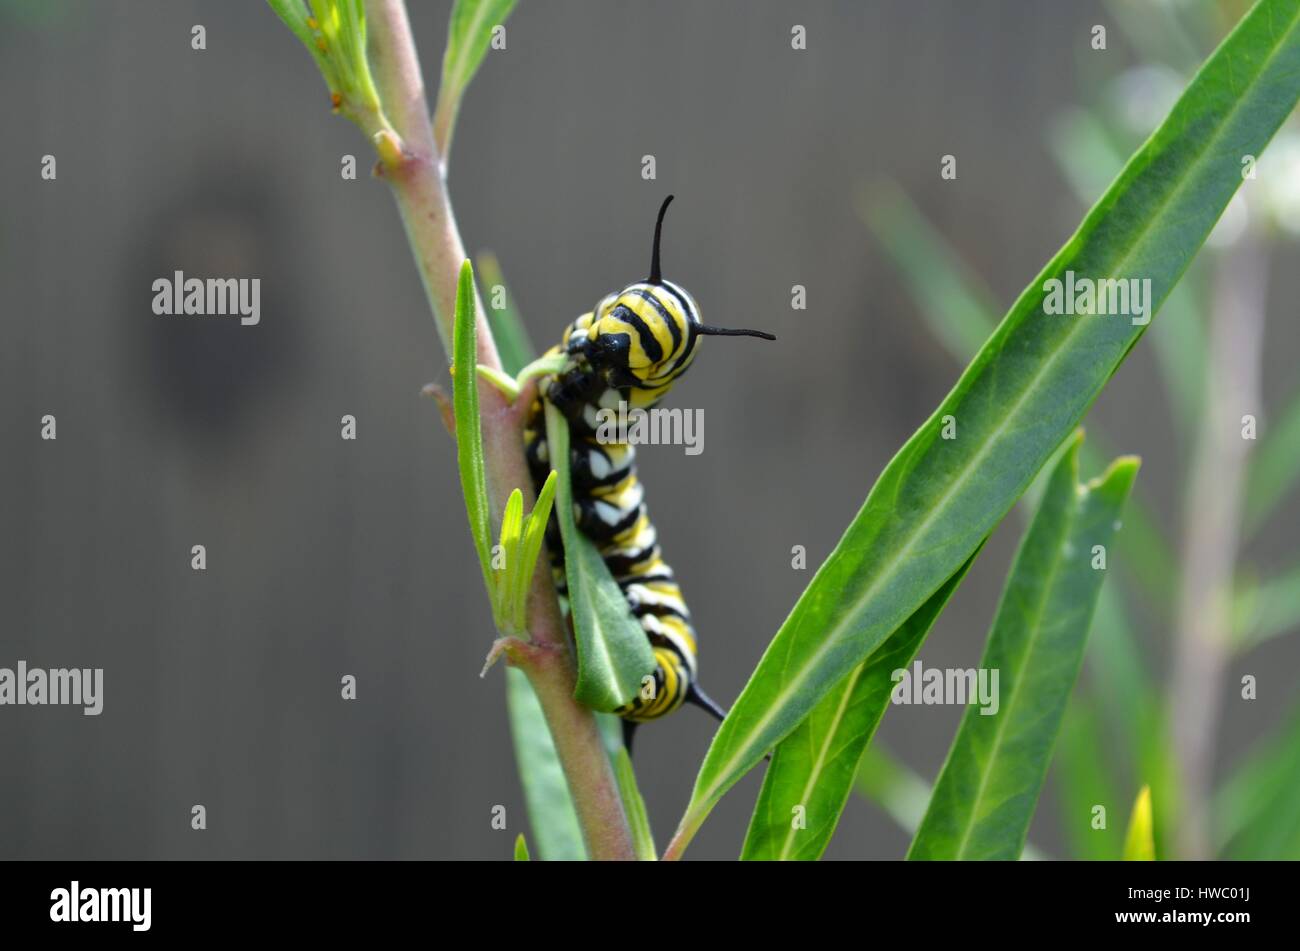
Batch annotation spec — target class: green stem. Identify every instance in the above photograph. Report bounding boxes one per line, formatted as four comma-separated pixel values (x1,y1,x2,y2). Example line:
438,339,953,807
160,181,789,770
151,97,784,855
662,810,704,861
362,0,636,861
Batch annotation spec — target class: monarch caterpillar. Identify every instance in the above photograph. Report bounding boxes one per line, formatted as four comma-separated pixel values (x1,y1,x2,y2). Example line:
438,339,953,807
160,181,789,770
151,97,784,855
523,196,775,750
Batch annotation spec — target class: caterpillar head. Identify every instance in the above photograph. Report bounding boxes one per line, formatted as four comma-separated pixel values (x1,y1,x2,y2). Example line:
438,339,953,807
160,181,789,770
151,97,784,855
582,196,774,390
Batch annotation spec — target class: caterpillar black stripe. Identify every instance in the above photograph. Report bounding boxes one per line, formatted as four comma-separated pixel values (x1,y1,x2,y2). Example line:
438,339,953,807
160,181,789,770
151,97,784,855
523,196,775,749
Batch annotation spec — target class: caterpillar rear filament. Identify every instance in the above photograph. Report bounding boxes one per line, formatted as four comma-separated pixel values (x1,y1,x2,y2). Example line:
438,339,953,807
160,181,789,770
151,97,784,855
523,196,775,749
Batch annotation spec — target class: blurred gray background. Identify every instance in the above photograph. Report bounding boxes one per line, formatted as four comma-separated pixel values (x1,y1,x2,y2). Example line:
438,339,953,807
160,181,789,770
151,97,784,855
2,0,1297,860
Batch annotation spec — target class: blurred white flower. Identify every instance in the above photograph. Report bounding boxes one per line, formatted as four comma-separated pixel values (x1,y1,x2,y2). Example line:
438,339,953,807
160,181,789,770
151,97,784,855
1254,129,1300,237
1207,193,1248,249
1108,65,1185,139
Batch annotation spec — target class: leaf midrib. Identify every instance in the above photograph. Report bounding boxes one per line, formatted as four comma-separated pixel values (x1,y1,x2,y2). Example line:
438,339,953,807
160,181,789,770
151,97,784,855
449,0,502,87
774,664,865,860
695,7,1300,809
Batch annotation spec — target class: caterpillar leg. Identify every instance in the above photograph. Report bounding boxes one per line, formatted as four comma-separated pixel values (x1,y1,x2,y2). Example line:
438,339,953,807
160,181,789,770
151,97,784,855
685,682,729,723
684,682,771,762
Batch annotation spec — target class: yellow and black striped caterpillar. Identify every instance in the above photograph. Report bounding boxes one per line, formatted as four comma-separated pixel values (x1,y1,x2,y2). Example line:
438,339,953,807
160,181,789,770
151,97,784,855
523,196,775,748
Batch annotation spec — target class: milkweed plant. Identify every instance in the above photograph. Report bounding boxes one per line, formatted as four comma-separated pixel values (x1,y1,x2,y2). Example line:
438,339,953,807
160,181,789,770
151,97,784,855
268,0,1300,860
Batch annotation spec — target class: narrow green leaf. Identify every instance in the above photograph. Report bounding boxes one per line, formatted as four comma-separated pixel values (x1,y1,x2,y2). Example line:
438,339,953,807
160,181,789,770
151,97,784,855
505,666,586,860
442,0,518,95
862,182,1176,608
854,744,933,837
1048,108,1126,206
267,0,387,132
513,832,530,861
544,401,656,711
452,261,493,598
863,123,1178,624
1215,698,1300,859
1056,697,1122,860
1087,577,1179,862
613,749,656,861
858,181,999,363
741,553,979,861
494,488,524,623
1245,381,1300,534
595,711,627,760
1103,0,1208,74
1146,277,1208,450
267,0,316,50
859,178,1173,831
1088,452,1174,610
677,1,1300,844
908,440,1139,859
436,0,519,155
512,471,558,633
478,253,536,377
1233,561,1300,651
853,743,1050,860
500,488,524,546
1123,786,1156,861
1048,106,1209,448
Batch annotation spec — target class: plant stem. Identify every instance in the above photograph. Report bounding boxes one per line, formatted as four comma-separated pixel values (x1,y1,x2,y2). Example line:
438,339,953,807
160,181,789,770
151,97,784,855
662,811,704,861
1168,221,1267,860
365,0,479,358
363,0,636,861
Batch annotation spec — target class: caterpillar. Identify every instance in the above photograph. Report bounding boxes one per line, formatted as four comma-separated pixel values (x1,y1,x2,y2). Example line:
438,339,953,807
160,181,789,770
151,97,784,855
523,196,775,750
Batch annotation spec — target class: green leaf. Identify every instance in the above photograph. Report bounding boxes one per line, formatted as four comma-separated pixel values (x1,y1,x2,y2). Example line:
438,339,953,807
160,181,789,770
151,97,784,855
513,832,530,861
862,183,1177,608
266,0,388,134
1146,276,1208,450
512,471,558,633
505,667,586,860
1215,698,1300,859
1048,108,1126,206
543,401,656,711
478,253,536,377
1056,697,1122,860
1048,106,1209,449
859,179,1172,833
612,749,656,861
267,0,316,51
435,0,519,155
1245,381,1300,535
494,488,524,624
908,439,1139,860
1103,0,1208,74
1233,561,1300,651
1082,585,1174,854
452,260,494,598
1123,786,1156,861
741,554,979,861
858,181,999,363
853,743,1050,860
675,0,1300,851
854,744,934,838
